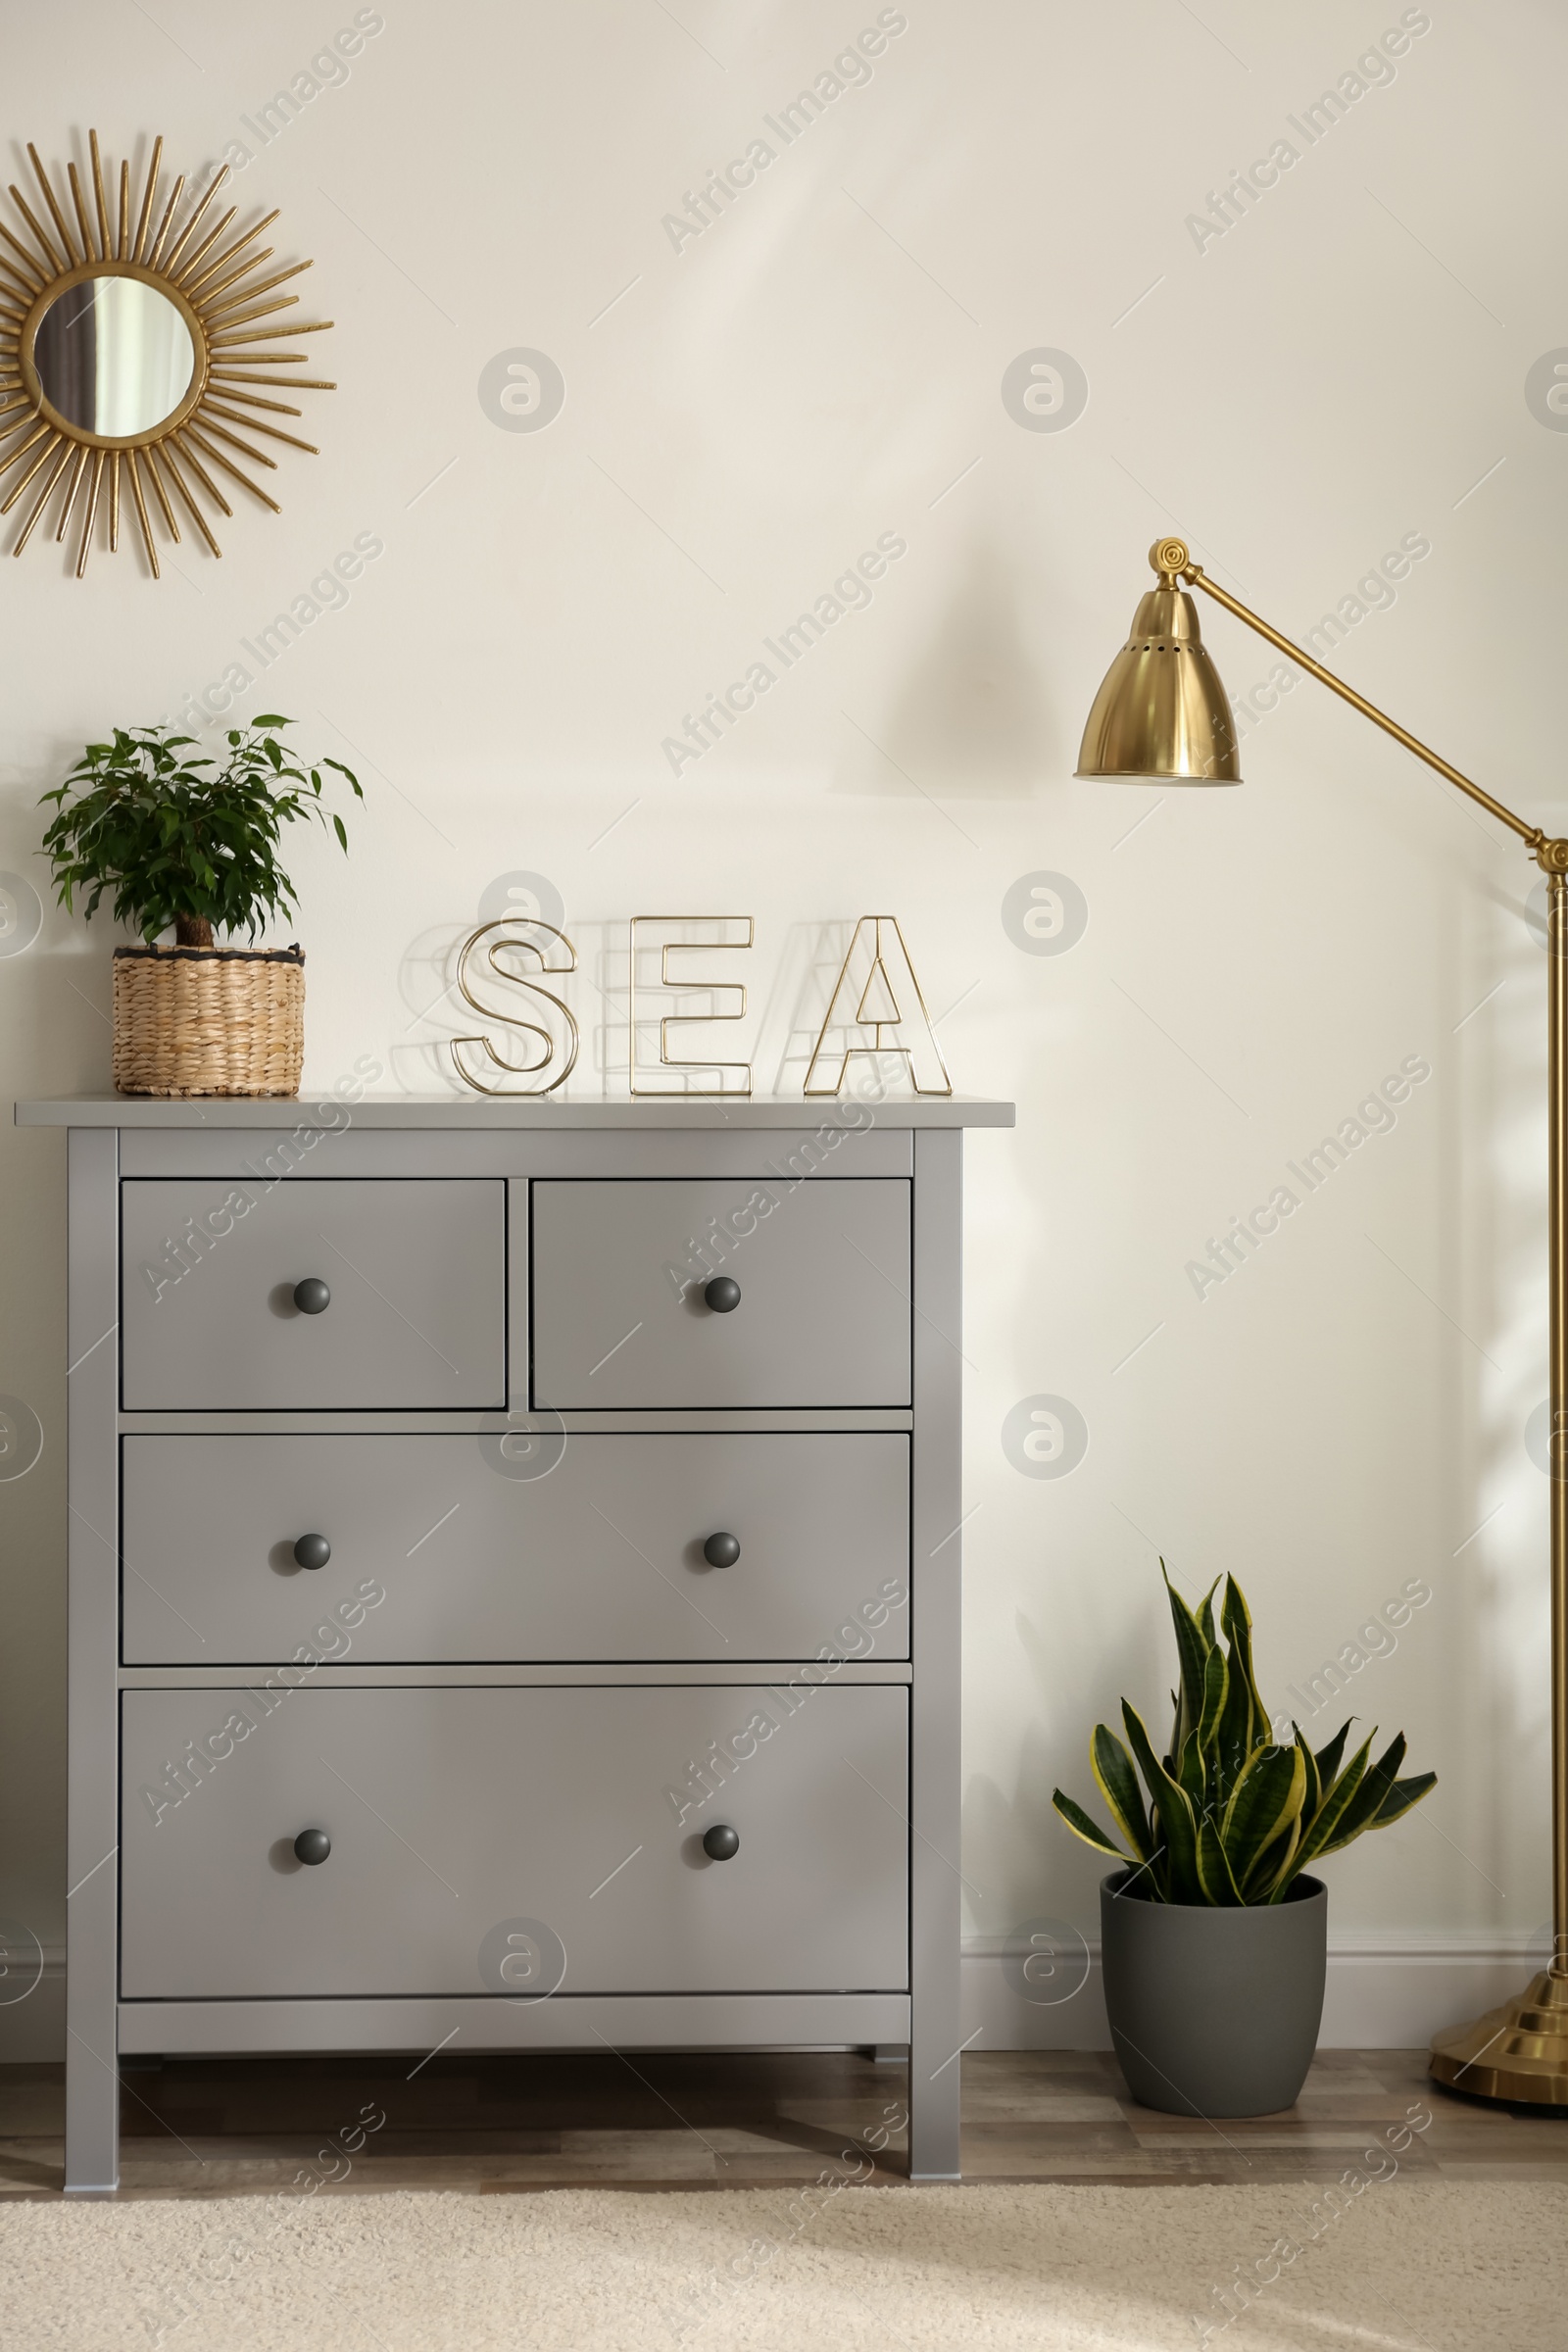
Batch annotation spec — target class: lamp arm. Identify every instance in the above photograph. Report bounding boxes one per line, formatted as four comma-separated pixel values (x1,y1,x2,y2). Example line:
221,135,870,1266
1180,558,1544,857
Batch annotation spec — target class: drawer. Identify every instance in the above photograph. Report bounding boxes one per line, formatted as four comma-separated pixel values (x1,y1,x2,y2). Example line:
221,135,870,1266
121,1432,910,1663
120,1685,908,1997
531,1179,911,1408
120,1179,506,1411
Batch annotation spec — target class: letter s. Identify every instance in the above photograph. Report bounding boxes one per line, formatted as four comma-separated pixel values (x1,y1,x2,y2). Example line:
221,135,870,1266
353,528,384,558
1400,1053,1432,1082
1400,529,1431,559
876,529,907,558
450,918,579,1097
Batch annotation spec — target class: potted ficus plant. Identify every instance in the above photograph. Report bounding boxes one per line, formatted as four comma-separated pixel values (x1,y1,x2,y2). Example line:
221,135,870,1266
1053,1566,1436,2117
39,717,361,1100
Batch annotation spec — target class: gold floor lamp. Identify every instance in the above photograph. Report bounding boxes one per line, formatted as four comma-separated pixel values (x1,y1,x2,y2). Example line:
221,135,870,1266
1078,535,1568,2105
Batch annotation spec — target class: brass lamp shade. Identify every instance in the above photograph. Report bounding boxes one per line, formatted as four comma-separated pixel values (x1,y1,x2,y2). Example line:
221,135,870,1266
1076,579,1243,785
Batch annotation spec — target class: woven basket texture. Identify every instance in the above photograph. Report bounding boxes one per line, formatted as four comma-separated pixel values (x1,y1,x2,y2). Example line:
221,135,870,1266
111,946,304,1098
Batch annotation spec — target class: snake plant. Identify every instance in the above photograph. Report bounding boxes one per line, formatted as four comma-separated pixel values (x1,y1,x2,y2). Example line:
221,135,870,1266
1052,1566,1436,1904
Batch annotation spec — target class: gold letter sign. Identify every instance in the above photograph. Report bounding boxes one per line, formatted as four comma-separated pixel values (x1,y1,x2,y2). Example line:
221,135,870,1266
450,918,578,1096
630,915,754,1097
804,915,952,1098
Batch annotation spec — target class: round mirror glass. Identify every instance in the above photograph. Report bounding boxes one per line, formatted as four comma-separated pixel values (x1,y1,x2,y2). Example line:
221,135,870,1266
31,274,195,438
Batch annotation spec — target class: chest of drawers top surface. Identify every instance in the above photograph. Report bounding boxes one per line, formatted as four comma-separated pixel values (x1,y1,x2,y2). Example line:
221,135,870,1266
19,1096,1013,1127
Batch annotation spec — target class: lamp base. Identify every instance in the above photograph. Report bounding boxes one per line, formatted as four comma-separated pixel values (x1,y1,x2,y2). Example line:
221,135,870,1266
1430,1969,1568,2104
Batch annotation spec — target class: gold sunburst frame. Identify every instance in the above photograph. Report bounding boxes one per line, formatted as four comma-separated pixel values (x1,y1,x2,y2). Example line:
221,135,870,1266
0,132,333,576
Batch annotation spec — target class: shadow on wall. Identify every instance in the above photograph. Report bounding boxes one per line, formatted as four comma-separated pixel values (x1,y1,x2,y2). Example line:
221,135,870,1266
962,1589,1175,1946
835,540,1055,798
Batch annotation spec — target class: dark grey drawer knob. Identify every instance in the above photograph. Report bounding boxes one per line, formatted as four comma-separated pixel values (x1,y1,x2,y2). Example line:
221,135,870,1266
703,1276,741,1313
293,1278,331,1315
293,1828,331,1866
292,1533,331,1572
703,1532,741,1568
702,1824,740,1861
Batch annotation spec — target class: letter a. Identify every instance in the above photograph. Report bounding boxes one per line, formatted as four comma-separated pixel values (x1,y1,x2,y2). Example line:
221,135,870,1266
803,915,952,1097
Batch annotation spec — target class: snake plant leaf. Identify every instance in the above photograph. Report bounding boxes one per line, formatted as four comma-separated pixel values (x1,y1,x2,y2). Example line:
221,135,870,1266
1054,1566,1435,1906
1291,1733,1373,1875
1214,1656,1254,1799
1219,1740,1306,1885
1198,1811,1246,1904
1174,1642,1227,1809
1161,1561,1212,1755
1312,1733,1417,1856
1293,1723,1321,1830
1221,1576,1268,1745
1242,1813,1302,1902
1090,1726,1152,1861
1370,1771,1438,1829
1121,1700,1202,1902
1198,1641,1230,1753
1313,1720,1352,1794
1051,1789,1129,1863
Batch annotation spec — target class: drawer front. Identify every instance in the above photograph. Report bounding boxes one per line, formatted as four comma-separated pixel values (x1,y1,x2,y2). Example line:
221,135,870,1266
531,1179,911,1408
121,1179,506,1410
121,1686,908,1997
122,1432,910,1663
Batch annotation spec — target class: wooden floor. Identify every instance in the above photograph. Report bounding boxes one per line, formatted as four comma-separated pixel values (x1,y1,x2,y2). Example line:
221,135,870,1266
3,2046,1567,2198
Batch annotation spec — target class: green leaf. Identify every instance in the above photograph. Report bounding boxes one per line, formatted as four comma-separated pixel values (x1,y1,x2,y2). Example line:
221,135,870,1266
1222,1571,1269,1768
36,716,362,941
1091,1726,1152,1861
1289,1733,1373,1883
1198,1812,1245,1904
1311,1733,1412,1857
1241,1814,1301,1902
1314,1721,1352,1793
1121,1699,1202,1902
1174,1642,1226,1809
1161,1561,1211,1765
1370,1771,1438,1829
1293,1723,1321,1829
1052,1790,1129,1864
1213,1650,1254,1802
1197,1640,1229,1754
1220,1575,1267,1746
1219,1740,1306,1885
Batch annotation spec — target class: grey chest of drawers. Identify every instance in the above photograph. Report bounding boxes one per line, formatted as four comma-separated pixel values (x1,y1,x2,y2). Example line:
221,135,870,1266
17,1093,1012,2193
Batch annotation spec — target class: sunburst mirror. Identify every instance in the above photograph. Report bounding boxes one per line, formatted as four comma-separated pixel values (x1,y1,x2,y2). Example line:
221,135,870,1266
0,133,333,577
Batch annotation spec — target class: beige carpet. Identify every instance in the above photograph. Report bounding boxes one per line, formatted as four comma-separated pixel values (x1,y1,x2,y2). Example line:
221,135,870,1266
1,2181,1561,2350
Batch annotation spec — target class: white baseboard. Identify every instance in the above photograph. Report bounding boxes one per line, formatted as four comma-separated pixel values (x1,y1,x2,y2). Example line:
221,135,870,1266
0,1941,1545,2064
960,1932,1552,2051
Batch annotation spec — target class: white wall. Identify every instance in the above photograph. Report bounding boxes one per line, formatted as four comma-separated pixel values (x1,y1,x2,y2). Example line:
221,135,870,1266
1,0,1563,2049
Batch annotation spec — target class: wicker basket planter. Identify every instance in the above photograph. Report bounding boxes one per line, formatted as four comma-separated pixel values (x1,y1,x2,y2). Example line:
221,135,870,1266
112,944,305,1099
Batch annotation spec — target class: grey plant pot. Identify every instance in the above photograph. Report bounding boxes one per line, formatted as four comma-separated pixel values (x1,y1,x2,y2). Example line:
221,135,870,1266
1100,1868,1328,2117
